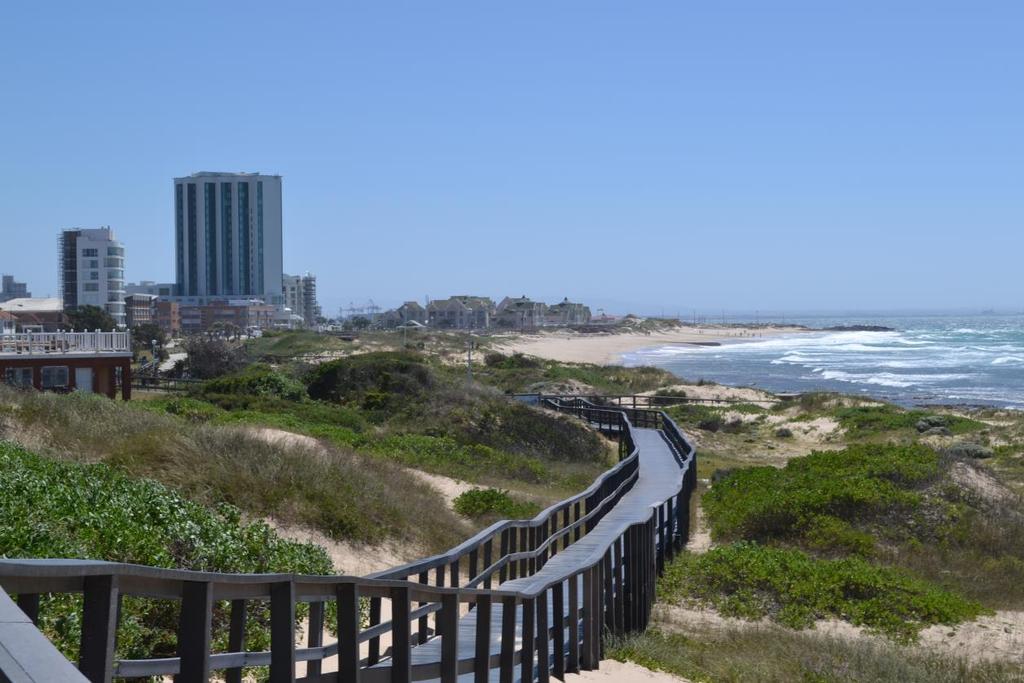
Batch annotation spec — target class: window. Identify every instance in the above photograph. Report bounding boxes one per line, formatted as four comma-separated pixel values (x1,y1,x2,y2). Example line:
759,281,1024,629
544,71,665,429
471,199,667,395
41,366,68,388
3,367,33,387
82,248,98,257
107,246,124,257
84,259,99,269
104,257,123,268
90,271,99,280
84,283,99,292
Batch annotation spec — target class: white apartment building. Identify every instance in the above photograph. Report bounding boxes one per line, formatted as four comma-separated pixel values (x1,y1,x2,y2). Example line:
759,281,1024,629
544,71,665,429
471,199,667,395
59,227,127,326
174,172,283,305
282,273,320,326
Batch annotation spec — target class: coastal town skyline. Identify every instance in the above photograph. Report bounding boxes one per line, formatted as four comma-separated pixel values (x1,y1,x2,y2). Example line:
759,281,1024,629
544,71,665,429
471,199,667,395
3,2,1022,315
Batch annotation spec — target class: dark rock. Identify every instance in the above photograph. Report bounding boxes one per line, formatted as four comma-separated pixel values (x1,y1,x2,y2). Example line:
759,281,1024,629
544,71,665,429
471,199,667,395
944,442,994,460
774,427,794,438
922,426,952,437
916,415,948,432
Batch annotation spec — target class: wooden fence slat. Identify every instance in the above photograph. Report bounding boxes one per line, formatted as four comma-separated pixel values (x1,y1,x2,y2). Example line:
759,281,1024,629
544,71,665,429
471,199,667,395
499,596,516,683
440,593,460,683
269,581,296,683
474,595,492,683
337,583,360,683
79,574,118,683
177,580,213,683
225,599,246,683
391,586,412,683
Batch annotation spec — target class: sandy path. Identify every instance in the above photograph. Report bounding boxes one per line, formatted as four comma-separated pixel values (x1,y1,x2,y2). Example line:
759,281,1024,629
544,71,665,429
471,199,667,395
569,660,691,682
496,327,808,365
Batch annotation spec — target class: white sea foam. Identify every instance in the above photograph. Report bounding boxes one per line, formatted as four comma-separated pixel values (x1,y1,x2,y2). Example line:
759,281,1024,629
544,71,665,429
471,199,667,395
992,356,1024,366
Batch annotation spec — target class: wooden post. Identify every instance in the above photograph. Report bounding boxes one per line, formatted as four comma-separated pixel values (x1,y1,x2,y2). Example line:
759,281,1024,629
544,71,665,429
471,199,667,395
440,593,460,683
484,538,494,589
537,591,550,683
499,597,516,683
418,571,430,644
500,530,510,583
391,586,412,683
474,595,492,683
567,574,580,674
177,581,213,683
16,594,39,625
666,497,676,561
521,597,535,683
368,596,382,663
613,538,624,635
552,583,565,681
580,571,595,671
226,599,247,683
79,575,119,683
336,583,360,683
269,581,296,683
307,601,324,680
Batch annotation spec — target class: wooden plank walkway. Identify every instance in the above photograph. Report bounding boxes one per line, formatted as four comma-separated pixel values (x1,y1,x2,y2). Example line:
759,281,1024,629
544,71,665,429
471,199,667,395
374,428,684,681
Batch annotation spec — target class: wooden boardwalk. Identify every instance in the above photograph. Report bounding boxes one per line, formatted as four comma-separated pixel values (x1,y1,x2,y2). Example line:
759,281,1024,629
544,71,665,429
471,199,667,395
376,428,686,681
0,397,696,683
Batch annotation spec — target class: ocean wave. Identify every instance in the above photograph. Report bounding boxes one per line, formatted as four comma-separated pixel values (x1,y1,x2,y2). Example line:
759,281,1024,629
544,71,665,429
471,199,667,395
820,370,973,388
992,356,1024,366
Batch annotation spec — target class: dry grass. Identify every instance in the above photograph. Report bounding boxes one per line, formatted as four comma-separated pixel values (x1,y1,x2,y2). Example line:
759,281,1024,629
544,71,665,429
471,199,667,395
0,387,465,551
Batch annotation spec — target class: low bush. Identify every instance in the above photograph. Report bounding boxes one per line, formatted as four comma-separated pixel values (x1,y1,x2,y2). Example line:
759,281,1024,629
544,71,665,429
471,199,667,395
660,543,985,642
201,364,306,401
703,444,940,553
0,440,333,662
452,488,541,519
835,405,984,438
306,352,433,409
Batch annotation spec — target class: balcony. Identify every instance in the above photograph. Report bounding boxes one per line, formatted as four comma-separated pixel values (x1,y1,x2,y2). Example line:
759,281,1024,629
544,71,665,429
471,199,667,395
0,331,132,357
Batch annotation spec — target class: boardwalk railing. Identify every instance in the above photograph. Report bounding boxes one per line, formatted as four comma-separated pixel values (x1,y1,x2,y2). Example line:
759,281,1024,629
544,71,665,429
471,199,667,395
0,395,696,683
0,331,132,356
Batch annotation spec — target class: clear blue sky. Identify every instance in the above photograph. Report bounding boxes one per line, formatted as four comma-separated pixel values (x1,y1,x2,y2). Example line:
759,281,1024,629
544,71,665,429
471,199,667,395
1,1,1021,317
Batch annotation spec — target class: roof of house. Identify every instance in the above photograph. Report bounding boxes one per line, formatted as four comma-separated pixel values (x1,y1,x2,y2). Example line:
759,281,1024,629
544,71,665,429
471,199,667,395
0,311,16,321
0,297,63,313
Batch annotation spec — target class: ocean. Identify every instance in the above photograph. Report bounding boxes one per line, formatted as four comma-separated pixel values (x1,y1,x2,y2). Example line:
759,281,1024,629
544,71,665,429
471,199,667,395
621,314,1024,409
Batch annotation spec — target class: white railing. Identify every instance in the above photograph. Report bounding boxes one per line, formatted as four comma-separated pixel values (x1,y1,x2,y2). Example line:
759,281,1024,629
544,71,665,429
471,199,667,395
0,331,132,356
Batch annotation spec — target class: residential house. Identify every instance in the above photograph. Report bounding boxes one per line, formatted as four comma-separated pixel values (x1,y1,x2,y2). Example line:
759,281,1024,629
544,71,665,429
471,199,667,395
545,298,592,326
156,301,181,336
426,296,494,329
0,311,16,336
496,296,547,330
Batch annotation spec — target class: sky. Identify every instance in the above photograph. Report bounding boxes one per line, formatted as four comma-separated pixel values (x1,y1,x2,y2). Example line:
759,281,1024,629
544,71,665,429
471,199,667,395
1,1,1021,317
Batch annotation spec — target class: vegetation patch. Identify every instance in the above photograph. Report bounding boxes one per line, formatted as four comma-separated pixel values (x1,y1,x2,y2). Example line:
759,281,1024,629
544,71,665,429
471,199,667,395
608,628,1020,683
0,440,333,663
453,488,541,519
659,543,986,642
835,405,985,438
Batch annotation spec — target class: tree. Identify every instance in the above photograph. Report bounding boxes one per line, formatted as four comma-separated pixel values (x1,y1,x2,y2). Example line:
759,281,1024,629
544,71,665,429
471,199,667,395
131,323,168,361
182,336,245,380
65,305,117,331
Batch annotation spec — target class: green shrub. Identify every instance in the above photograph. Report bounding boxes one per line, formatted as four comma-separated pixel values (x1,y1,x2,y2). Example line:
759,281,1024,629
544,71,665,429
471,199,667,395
306,352,433,407
703,444,940,552
835,405,984,438
202,364,306,401
660,543,985,642
0,440,333,662
453,488,541,519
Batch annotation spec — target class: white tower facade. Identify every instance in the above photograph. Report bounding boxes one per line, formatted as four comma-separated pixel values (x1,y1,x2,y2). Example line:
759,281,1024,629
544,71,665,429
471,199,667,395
173,172,283,304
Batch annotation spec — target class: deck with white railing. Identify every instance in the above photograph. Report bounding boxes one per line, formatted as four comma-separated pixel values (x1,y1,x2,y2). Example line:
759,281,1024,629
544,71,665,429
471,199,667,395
0,331,132,357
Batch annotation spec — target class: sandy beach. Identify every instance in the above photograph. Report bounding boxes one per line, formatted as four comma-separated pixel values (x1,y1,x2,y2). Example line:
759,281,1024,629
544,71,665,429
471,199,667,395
496,326,809,365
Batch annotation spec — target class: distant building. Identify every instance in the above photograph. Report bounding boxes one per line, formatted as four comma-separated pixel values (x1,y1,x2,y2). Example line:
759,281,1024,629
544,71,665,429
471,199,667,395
126,281,177,297
156,300,181,336
124,294,158,329
59,228,127,326
0,329,133,399
0,275,30,303
545,298,592,326
282,273,321,327
0,298,67,332
427,296,495,329
174,172,283,305
496,296,547,330
379,301,427,329
178,299,275,335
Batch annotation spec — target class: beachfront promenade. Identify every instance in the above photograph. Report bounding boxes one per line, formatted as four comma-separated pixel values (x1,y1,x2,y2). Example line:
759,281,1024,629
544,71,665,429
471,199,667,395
0,396,697,683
